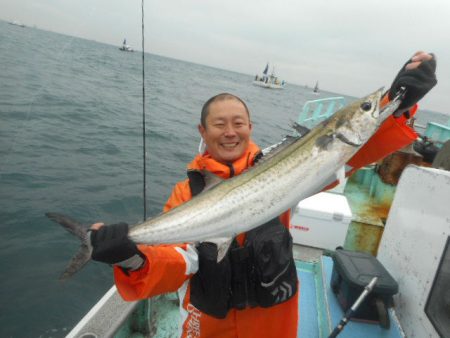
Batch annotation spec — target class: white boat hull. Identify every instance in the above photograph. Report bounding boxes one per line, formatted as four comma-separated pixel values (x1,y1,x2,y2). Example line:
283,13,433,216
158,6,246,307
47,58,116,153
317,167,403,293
252,80,284,89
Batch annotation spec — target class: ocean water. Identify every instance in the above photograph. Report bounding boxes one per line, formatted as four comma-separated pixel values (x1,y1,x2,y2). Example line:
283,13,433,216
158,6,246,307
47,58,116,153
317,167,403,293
0,20,448,337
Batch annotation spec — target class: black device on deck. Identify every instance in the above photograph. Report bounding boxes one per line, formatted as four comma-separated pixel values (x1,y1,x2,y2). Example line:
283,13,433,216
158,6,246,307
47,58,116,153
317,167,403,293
330,248,399,329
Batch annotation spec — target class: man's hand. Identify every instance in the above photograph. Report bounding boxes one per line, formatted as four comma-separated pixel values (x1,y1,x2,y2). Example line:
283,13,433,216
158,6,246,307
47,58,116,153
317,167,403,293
90,222,145,271
389,51,437,112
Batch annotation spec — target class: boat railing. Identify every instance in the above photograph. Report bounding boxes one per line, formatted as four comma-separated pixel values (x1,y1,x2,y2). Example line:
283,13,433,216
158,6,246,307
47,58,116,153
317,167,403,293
423,121,450,147
298,97,346,129
66,286,139,338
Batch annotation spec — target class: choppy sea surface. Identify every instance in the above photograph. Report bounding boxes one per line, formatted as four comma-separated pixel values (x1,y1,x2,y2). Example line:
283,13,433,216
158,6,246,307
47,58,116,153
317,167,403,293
0,20,448,337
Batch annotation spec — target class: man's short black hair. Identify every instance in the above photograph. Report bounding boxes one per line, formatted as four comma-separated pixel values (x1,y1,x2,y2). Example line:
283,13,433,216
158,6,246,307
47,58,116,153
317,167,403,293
200,93,250,127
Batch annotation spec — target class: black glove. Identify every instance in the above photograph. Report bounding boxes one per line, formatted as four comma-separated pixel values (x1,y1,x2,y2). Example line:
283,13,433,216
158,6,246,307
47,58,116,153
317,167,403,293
90,222,145,270
389,53,437,111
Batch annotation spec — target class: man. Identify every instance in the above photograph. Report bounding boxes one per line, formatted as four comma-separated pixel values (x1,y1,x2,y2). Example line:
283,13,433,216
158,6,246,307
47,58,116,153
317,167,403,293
89,51,437,337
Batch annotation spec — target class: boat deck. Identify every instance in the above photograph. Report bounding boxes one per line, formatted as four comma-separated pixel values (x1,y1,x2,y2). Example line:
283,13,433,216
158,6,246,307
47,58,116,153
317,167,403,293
68,249,405,338
67,242,405,338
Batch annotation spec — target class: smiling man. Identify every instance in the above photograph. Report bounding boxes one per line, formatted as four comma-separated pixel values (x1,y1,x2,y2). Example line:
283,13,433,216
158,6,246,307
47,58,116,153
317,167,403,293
155,93,299,337
198,94,253,164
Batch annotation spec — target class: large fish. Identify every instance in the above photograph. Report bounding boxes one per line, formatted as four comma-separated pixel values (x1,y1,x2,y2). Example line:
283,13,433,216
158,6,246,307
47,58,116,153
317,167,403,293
47,88,402,280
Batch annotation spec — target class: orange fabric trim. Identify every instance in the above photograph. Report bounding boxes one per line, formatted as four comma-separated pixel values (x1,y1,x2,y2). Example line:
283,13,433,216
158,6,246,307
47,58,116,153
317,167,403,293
114,244,189,301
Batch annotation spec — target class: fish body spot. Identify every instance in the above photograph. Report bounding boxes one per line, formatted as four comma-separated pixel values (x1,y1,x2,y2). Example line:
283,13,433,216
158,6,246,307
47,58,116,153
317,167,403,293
315,134,334,150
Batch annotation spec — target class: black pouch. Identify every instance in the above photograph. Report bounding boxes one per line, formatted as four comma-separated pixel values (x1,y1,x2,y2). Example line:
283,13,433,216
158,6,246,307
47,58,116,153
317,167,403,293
248,218,298,307
230,245,257,309
189,242,232,318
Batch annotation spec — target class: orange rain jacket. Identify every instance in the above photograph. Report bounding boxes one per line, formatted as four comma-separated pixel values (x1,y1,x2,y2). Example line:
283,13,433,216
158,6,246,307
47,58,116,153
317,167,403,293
114,100,418,338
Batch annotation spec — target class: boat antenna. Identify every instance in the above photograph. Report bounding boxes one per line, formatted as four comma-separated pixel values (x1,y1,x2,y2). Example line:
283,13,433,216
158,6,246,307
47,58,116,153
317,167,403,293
141,0,147,220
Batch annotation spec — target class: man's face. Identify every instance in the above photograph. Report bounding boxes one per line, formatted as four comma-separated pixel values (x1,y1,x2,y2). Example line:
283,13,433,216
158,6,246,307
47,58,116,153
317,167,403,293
198,99,252,164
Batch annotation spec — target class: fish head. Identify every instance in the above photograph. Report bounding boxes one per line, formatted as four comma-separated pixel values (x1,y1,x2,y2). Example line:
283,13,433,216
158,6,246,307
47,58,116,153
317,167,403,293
363,87,384,119
332,88,384,147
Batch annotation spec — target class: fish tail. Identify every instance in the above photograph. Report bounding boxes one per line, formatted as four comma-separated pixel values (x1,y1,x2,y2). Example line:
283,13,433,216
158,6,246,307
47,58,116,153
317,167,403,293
45,212,92,280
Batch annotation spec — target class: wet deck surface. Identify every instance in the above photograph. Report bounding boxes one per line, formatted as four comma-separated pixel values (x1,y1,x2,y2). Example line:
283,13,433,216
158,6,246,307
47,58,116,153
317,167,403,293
297,261,322,337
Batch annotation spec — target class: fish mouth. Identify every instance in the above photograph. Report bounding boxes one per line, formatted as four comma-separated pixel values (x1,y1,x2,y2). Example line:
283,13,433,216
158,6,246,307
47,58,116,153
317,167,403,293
370,88,384,118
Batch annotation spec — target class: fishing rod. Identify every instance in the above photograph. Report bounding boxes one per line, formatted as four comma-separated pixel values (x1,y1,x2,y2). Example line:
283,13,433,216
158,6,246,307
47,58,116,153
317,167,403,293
328,277,378,338
141,0,147,220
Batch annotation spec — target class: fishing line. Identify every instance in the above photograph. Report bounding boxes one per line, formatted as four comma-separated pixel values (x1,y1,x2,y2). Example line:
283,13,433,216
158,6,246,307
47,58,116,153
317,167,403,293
141,0,147,220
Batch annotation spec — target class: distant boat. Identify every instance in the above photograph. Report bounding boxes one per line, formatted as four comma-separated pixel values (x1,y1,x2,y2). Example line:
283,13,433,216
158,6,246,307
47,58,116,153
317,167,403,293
119,38,134,52
313,81,319,94
253,63,285,89
9,21,25,28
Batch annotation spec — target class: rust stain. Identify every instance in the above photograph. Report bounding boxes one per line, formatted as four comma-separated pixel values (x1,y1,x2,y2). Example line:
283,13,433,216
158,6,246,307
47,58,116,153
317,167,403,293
345,187,392,254
347,221,384,256
365,202,391,221
344,147,435,254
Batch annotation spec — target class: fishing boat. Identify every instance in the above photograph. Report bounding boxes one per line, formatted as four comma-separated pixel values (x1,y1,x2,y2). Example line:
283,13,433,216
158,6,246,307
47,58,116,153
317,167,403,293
253,63,285,89
119,38,134,52
64,98,450,338
313,81,320,95
9,20,26,28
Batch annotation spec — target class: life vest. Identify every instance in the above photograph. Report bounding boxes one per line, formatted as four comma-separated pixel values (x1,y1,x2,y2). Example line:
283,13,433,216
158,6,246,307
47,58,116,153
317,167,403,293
187,170,298,319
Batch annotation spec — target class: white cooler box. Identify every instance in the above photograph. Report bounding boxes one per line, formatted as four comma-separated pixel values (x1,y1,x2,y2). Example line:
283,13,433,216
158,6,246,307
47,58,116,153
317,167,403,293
290,192,352,251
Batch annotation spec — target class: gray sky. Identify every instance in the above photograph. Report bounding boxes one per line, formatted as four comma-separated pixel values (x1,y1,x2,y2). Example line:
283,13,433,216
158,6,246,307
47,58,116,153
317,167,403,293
2,0,449,114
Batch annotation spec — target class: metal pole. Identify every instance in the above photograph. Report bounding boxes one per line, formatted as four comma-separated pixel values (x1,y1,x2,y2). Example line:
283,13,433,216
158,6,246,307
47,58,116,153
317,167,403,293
141,0,147,220
328,277,378,338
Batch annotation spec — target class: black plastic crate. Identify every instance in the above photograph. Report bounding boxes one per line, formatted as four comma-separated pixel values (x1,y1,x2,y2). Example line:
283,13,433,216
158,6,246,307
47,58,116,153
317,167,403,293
330,248,398,328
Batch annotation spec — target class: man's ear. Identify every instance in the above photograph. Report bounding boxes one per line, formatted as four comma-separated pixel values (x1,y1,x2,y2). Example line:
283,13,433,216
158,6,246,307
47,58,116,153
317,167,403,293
198,124,206,138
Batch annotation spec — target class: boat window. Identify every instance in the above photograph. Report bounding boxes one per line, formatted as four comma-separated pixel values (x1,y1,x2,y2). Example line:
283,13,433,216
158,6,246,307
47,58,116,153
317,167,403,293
425,236,450,338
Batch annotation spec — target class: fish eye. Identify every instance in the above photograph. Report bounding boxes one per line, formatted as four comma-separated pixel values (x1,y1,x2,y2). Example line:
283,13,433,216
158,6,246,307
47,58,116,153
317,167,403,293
361,102,372,111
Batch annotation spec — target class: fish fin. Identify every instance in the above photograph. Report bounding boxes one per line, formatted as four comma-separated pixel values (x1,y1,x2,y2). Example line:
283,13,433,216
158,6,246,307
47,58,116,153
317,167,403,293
46,212,92,280
291,122,311,137
201,171,224,191
259,124,310,163
60,244,92,281
260,136,298,161
336,132,362,147
206,237,234,262
46,212,89,240
315,133,335,150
